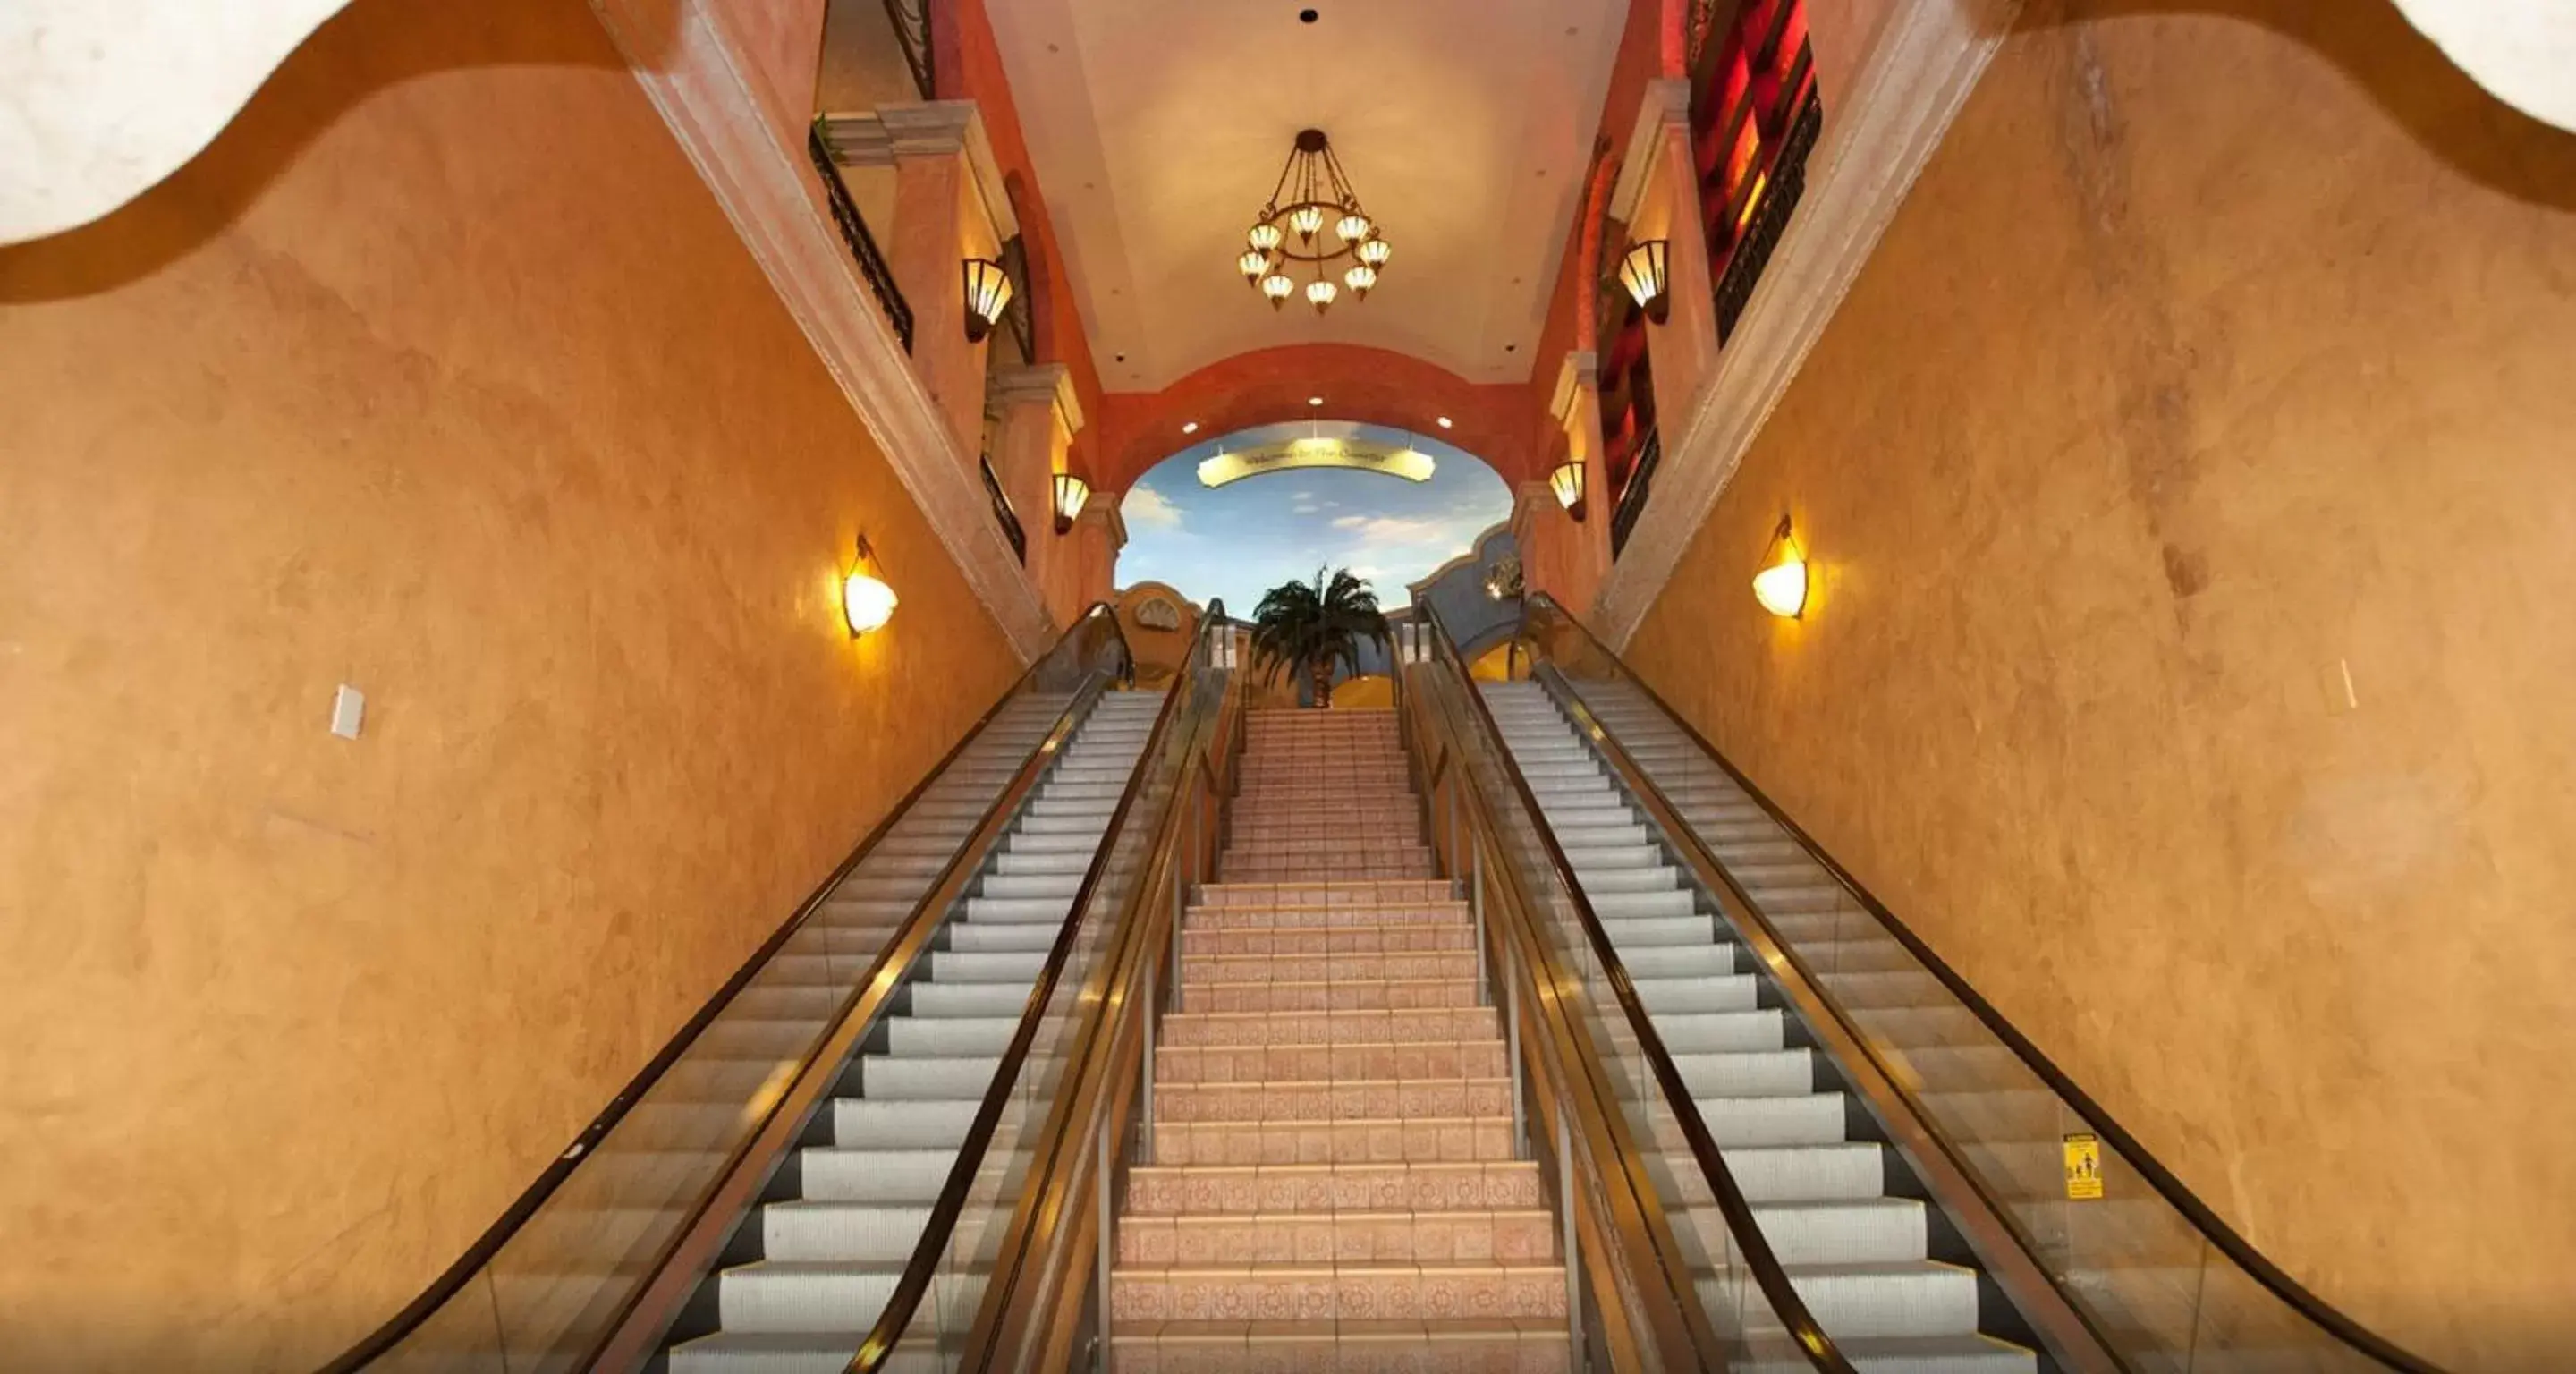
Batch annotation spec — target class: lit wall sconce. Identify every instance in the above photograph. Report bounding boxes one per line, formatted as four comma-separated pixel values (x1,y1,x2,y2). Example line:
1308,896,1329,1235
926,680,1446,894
1618,239,1672,325
843,535,899,636
962,257,1014,344
1052,472,1091,534
1548,458,1588,522
1752,515,1808,619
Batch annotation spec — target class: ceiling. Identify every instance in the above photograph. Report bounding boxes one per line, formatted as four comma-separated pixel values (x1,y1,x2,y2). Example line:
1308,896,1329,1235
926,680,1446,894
989,0,1628,394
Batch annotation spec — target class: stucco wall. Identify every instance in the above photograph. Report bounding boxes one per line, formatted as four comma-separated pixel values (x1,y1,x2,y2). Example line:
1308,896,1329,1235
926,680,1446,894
0,0,1021,1367
1623,4,2576,1368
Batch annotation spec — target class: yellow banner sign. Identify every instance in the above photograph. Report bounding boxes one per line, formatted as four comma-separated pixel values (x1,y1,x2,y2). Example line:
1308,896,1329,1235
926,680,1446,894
2063,1132,2104,1200
1197,437,1436,488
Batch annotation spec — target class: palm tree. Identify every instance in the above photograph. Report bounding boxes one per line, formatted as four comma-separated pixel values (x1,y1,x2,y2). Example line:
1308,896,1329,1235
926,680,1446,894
1250,567,1393,708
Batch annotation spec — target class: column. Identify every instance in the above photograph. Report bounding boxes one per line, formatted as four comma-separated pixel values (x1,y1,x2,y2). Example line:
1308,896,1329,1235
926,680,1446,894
1056,498,1126,628
1537,350,1612,615
987,362,1082,606
823,101,1018,458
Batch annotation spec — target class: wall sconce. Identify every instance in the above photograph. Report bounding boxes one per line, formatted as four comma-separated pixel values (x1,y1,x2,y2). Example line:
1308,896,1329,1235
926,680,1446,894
1052,472,1091,534
843,535,899,636
1618,239,1672,325
962,257,1014,344
1752,515,1808,619
1548,458,1588,522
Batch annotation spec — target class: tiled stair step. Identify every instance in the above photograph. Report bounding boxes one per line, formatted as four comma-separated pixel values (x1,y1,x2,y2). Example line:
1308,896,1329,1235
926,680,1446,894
1224,840,1433,859
1226,806,1423,824
1184,903,1469,931
1182,950,1477,986
1127,1161,1543,1216
1156,1077,1514,1124
1181,924,1475,957
1224,860,1436,878
1117,1208,1557,1266
1157,1040,1510,1086
1108,1261,1570,1324
1716,1260,1986,1341
1186,977,1482,1014
1160,1006,1499,1047
1201,881,1455,904
1152,1115,1518,1166
1105,1319,1566,1374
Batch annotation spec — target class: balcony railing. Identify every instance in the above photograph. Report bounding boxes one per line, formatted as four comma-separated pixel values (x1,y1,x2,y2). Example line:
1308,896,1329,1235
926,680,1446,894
1713,89,1821,344
807,120,916,353
1610,424,1662,558
979,455,1027,564
881,0,935,101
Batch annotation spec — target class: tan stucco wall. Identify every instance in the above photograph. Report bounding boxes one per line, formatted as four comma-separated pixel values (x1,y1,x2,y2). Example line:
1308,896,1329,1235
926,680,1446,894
1624,4,2576,1369
0,0,1021,1367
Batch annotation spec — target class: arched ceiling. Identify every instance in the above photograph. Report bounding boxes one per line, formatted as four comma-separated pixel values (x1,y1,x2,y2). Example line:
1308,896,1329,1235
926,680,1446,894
1089,344,1546,496
988,0,1630,394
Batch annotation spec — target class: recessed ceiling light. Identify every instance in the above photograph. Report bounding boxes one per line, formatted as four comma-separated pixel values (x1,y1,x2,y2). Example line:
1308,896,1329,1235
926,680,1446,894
1436,416,1453,429
1309,396,1324,406
1504,344,1519,352
1182,421,1199,435
1299,7,1319,21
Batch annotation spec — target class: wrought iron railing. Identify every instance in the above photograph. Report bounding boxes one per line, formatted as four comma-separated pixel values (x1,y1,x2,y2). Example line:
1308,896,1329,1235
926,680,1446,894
1713,89,1822,344
979,454,1027,564
880,0,934,100
807,120,916,353
1610,424,1662,558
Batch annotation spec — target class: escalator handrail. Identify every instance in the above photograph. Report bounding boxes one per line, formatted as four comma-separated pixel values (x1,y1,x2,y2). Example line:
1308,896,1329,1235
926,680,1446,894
1420,605,1855,1374
1519,593,2448,1374
850,604,1232,1371
318,602,1135,1373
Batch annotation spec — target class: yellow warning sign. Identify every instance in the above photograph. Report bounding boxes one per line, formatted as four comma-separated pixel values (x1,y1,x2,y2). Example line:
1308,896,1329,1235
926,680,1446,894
2063,1132,2104,1200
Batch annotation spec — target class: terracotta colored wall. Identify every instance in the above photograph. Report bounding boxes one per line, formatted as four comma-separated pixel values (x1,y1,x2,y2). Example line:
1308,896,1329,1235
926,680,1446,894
1623,5,2576,1367
0,1,1021,1368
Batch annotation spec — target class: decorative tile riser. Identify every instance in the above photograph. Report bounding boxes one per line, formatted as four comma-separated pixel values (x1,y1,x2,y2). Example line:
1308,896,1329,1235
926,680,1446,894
1106,1326,1565,1374
1182,951,1478,985
1109,1266,1568,1326
1161,1006,1499,1047
1118,1209,1557,1267
1220,861,1437,882
1156,1078,1513,1124
1127,1162,1543,1216
1184,980,1483,1014
1199,881,1454,905
1153,1116,1516,1166
1157,1042,1511,1085
1181,925,1474,958
1182,903,1469,930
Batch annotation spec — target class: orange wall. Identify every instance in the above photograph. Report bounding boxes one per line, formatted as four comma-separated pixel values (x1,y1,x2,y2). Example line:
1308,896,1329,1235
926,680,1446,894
0,1,1021,1368
1623,6,2576,1369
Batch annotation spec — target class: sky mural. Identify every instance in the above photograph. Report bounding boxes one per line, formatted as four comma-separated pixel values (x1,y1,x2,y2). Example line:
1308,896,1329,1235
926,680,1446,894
1116,421,1515,614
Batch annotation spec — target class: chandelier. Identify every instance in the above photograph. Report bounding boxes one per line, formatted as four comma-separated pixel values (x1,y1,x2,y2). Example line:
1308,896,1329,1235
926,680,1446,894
1236,129,1392,315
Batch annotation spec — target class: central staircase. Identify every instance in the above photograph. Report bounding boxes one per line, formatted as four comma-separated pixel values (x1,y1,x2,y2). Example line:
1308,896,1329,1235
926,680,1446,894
1108,708,1571,1372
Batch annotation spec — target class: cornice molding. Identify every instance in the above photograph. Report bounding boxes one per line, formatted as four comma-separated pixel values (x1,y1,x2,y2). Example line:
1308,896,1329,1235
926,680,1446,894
1608,78,1692,223
989,361,1083,435
589,0,1055,663
818,99,1018,242
1590,0,2020,648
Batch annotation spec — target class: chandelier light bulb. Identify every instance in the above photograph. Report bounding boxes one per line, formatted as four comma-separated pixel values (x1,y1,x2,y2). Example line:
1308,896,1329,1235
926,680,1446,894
1357,236,1392,268
1343,265,1377,298
1336,212,1372,244
1260,272,1296,309
1291,204,1326,240
1249,222,1284,252
1306,278,1337,313
1239,249,1271,283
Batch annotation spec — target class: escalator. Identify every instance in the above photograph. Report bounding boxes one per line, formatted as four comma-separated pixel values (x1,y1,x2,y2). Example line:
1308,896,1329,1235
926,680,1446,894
321,603,1236,1374
1408,594,2450,1374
